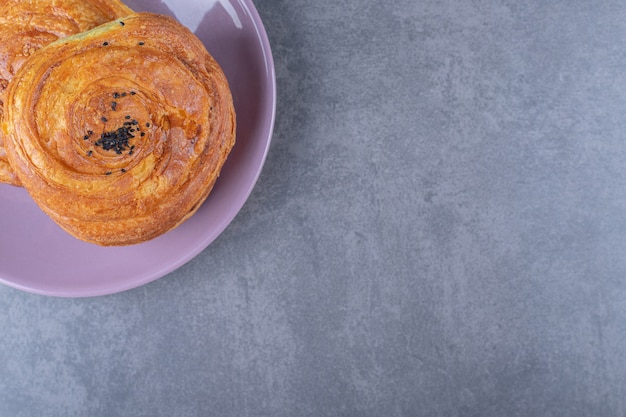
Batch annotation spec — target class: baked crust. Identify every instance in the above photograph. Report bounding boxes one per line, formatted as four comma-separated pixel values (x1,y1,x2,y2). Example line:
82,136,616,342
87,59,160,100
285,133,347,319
0,0,133,186
4,13,236,246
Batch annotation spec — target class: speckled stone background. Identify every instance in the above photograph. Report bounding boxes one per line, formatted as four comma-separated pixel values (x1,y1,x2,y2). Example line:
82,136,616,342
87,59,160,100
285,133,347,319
2,0,626,415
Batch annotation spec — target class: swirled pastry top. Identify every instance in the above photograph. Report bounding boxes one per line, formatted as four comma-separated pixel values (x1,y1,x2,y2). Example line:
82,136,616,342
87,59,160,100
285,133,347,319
0,0,134,186
3,12,236,246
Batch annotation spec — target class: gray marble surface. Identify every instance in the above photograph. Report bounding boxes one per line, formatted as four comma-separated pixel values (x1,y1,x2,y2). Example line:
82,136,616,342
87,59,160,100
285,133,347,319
2,0,626,415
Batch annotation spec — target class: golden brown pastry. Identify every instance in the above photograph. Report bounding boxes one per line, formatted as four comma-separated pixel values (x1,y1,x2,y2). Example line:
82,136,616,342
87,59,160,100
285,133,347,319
0,0,133,186
3,12,236,246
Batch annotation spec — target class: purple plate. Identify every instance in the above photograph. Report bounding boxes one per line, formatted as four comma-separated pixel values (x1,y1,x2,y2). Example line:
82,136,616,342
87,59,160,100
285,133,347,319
0,0,276,297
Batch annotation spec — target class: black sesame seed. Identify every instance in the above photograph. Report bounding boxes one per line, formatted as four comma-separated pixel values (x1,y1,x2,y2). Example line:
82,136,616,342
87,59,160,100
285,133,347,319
121,92,127,97
121,168,126,172
95,126,135,154
87,150,93,156
138,41,144,46
83,135,89,140
101,117,108,122
132,120,138,125
113,92,120,98
140,132,145,137
125,115,131,119
130,91,136,95
111,101,117,111
146,122,150,127
87,130,93,135
105,171,112,175
103,42,108,46
120,21,125,26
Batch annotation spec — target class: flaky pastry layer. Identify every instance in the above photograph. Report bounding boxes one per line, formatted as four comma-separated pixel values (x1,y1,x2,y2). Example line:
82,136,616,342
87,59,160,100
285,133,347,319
4,13,236,246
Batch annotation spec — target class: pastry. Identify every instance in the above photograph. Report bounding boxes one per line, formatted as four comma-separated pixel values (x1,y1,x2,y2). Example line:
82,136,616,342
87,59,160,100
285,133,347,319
0,0,133,186
3,13,236,246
